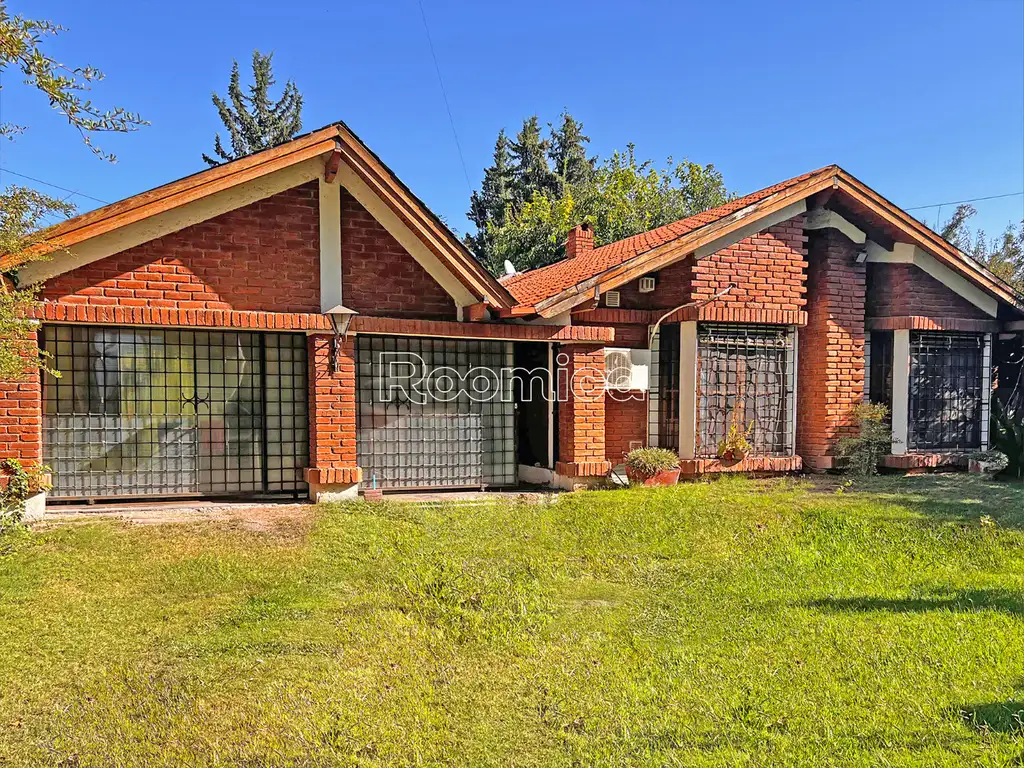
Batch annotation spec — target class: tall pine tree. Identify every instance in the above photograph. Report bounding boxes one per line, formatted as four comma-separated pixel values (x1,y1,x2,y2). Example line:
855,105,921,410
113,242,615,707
510,116,557,204
549,111,593,192
465,111,730,275
465,129,515,268
203,50,303,166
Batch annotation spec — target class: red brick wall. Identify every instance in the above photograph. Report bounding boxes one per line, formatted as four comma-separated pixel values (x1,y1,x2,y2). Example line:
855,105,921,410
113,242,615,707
341,191,456,319
43,184,321,313
797,229,866,468
0,332,42,465
692,218,807,314
556,344,611,476
614,259,692,310
866,263,990,321
605,393,648,462
307,334,359,482
611,219,807,315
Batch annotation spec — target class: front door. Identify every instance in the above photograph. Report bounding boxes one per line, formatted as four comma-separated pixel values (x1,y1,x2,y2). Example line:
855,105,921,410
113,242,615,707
41,325,309,500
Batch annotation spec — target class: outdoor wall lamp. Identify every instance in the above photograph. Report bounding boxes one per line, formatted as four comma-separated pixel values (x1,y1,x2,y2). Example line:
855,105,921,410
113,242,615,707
325,304,357,374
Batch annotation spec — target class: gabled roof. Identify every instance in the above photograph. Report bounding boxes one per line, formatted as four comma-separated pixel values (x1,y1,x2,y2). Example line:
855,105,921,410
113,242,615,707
504,165,1024,318
5,121,516,311
504,167,829,307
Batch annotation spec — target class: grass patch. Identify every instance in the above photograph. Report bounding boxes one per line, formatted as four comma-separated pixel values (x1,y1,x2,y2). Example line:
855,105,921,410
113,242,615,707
1,475,1023,765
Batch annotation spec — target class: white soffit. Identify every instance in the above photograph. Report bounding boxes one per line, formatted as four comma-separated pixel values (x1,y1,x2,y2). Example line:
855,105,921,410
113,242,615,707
20,158,325,286
319,176,343,313
865,241,998,317
804,208,866,244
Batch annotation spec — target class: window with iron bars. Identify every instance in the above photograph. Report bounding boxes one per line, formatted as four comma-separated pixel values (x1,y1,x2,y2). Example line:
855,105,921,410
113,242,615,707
696,324,796,457
656,323,680,451
908,331,985,451
867,331,894,409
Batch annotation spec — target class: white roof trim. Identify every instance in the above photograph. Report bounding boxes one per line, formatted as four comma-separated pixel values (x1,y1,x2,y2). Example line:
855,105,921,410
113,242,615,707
693,200,808,259
20,158,325,286
804,208,866,244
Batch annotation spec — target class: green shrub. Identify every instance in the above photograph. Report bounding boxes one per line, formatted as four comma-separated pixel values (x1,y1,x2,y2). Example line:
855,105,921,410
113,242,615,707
992,397,1024,479
625,447,680,478
835,404,892,476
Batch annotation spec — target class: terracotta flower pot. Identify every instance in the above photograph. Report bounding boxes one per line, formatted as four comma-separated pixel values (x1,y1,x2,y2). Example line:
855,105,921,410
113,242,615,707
718,449,747,463
363,488,384,502
626,467,681,486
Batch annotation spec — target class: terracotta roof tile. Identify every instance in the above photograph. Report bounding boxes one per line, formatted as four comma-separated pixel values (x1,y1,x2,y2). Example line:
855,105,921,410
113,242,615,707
504,167,833,307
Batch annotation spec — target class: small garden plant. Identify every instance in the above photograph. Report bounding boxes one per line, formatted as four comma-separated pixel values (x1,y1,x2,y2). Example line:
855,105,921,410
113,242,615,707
717,422,753,461
624,447,680,480
0,458,51,533
835,403,892,475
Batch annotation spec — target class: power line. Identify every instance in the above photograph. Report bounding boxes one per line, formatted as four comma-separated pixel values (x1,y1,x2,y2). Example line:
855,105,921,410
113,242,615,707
0,166,110,205
417,0,472,192
904,190,1024,211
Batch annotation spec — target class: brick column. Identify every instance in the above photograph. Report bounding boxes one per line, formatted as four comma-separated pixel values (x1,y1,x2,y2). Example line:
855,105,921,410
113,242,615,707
0,328,43,467
797,229,867,469
554,343,612,487
306,334,361,500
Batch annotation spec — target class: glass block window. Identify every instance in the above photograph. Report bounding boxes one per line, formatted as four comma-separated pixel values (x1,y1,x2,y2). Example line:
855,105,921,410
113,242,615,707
657,323,680,451
909,331,984,451
41,326,308,499
696,324,796,457
356,335,516,489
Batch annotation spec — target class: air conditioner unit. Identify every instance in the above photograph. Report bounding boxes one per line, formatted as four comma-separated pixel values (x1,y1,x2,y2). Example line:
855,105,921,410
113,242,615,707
604,290,621,308
638,276,656,293
604,347,651,391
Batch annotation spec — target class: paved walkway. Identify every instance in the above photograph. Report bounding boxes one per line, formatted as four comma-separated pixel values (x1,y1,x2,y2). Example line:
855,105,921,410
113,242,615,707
38,489,561,528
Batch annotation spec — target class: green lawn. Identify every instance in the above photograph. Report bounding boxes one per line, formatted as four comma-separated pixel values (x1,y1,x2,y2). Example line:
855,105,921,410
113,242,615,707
2,476,1024,766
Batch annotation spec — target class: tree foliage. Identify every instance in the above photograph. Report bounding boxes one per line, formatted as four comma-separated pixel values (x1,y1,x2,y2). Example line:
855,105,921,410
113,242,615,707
203,50,303,166
0,5,147,159
0,188,73,378
466,112,730,275
940,203,1024,293
1,5,144,379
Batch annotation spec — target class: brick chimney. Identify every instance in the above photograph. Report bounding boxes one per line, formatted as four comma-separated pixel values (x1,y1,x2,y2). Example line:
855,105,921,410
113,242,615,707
565,222,594,259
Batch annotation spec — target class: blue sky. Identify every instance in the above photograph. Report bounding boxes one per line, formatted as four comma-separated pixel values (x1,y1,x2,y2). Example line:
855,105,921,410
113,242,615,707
3,0,1023,242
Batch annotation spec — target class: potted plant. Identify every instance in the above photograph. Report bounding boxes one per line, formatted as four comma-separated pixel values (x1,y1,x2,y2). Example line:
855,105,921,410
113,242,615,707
625,447,681,486
717,422,753,462
1,459,51,527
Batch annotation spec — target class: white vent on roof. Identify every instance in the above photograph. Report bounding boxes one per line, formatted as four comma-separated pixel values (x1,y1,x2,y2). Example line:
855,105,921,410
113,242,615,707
604,348,651,391
604,290,621,308
638,276,656,293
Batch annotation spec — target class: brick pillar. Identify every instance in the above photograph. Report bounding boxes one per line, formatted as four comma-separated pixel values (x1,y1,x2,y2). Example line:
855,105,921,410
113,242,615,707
797,229,867,469
555,343,612,487
306,334,361,500
0,328,43,466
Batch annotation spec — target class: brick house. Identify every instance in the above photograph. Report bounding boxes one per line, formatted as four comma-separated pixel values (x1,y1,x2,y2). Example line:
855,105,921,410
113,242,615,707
1,123,1022,505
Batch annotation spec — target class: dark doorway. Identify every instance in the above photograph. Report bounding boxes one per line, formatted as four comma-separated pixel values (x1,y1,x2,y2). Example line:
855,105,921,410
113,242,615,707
514,342,550,469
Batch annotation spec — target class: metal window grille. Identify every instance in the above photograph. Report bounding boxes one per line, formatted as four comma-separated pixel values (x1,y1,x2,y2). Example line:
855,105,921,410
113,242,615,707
355,335,516,489
696,324,795,457
908,331,984,451
41,325,308,499
657,324,680,450
868,331,894,409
